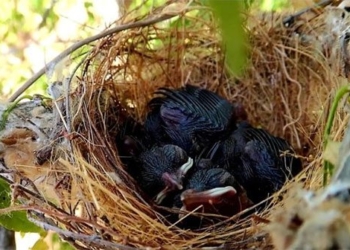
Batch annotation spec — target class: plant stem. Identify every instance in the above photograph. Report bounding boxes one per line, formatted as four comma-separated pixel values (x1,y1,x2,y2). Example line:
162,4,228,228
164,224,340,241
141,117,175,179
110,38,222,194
323,85,350,185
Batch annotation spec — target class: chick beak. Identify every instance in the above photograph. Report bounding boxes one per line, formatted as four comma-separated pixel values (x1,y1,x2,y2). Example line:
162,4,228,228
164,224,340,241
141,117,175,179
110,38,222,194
155,172,184,204
154,157,193,205
178,157,194,177
180,186,237,212
162,172,183,190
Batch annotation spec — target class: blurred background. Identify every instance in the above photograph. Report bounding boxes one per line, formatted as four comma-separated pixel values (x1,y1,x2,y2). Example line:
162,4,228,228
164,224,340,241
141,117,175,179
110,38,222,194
0,0,314,100
0,0,315,249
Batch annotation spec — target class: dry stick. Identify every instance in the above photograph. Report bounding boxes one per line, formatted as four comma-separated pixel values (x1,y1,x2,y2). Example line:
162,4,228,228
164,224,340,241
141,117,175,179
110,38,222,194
8,12,179,103
28,217,137,250
65,53,89,135
28,205,128,241
274,47,302,149
227,233,268,248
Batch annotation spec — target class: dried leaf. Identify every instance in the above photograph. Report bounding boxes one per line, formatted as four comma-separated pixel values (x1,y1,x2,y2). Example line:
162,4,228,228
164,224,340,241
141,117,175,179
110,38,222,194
323,139,341,166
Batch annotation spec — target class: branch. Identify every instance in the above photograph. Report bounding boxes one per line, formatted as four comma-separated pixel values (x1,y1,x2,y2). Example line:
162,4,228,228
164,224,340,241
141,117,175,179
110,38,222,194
28,216,137,250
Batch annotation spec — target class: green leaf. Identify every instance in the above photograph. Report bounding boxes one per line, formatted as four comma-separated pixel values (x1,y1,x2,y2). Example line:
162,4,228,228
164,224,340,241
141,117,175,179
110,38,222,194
261,0,290,11
0,211,43,233
0,178,43,233
31,0,46,13
0,178,11,209
31,238,49,250
323,84,350,185
52,233,75,250
208,0,247,76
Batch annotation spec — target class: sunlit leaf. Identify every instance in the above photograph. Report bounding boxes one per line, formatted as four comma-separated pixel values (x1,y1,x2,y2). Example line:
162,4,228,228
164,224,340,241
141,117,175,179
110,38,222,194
0,178,43,233
84,2,95,24
31,238,49,250
52,233,75,250
261,0,290,11
31,0,46,12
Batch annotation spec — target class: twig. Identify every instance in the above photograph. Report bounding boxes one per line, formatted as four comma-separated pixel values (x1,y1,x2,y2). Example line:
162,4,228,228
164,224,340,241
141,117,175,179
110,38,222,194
28,216,137,250
38,0,58,29
226,232,268,248
65,53,89,135
274,47,302,148
28,205,126,240
8,13,179,102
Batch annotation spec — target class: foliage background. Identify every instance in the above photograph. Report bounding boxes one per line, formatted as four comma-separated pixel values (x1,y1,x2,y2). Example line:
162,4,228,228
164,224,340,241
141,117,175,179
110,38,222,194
0,0,313,100
0,0,121,100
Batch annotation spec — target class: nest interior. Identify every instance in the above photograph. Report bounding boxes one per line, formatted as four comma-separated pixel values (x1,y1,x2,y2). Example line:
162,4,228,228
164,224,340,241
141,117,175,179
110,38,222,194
2,1,350,249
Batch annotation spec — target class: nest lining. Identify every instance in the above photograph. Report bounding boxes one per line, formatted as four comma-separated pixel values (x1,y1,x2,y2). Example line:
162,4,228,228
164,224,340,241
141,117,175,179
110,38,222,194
1,1,350,249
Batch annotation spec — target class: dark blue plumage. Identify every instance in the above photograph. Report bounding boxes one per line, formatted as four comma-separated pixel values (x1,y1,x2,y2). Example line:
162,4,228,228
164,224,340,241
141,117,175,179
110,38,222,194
116,117,146,165
180,168,252,216
157,163,252,229
207,121,302,204
116,85,303,223
145,85,246,155
129,144,193,203
116,119,194,203
239,140,286,203
143,107,170,147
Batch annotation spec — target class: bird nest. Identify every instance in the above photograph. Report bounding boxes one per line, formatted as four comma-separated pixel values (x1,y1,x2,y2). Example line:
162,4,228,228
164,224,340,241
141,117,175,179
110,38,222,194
1,0,350,249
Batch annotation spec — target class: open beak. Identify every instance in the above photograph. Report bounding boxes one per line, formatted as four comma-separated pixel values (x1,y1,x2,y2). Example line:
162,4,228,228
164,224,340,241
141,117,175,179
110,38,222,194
155,172,184,205
180,186,237,213
154,157,194,205
178,157,194,176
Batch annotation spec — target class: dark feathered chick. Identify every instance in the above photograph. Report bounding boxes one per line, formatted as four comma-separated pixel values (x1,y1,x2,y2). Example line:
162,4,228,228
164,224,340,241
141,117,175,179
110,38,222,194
180,168,252,216
115,117,146,166
145,84,247,155
208,121,302,204
158,165,251,230
143,107,170,147
130,144,194,204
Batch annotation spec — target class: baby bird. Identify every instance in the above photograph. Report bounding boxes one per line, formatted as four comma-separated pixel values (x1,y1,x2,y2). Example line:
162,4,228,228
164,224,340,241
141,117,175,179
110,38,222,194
208,122,302,204
180,168,252,217
143,106,170,147
145,84,247,156
116,117,146,165
157,166,252,230
129,144,194,204
116,119,194,203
